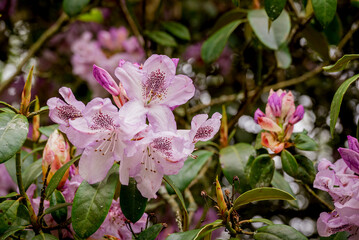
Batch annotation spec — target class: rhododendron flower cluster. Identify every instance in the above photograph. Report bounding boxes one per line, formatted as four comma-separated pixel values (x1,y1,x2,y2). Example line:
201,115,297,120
71,27,145,96
254,89,304,153
314,136,359,239
48,54,221,199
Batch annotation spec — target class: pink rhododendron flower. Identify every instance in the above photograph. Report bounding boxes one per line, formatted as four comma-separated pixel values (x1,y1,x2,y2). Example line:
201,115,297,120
314,137,359,239
0,164,17,196
71,27,144,97
91,200,147,239
254,89,304,153
115,54,195,131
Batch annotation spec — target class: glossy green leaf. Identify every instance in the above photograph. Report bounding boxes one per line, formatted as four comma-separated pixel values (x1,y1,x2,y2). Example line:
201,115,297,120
248,9,290,50
62,0,90,17
0,113,29,163
220,143,255,192
323,54,359,72
0,200,20,235
330,74,359,136
281,150,298,177
302,25,330,61
248,154,275,188
46,155,80,198
39,124,59,137
250,218,274,225
312,0,337,27
77,8,104,23
13,204,30,227
323,14,342,45
49,190,68,223
265,0,287,21
22,159,42,190
233,187,295,210
271,171,298,208
166,220,223,240
0,192,18,200
137,223,164,240
254,224,308,240
145,30,177,47
201,20,244,63
294,155,316,184
293,132,318,151
167,150,213,193
0,226,26,240
163,175,188,231
32,233,59,240
161,21,191,41
275,44,292,69
120,178,148,223
210,9,246,34
72,164,119,238
44,202,72,216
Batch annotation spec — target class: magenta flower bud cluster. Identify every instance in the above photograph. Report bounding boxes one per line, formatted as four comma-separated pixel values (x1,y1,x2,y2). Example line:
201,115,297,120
254,89,304,153
314,136,359,239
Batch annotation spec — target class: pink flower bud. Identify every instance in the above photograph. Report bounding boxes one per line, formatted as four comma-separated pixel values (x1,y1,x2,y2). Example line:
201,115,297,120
289,105,304,124
42,130,71,189
93,65,121,96
267,92,282,117
254,108,265,123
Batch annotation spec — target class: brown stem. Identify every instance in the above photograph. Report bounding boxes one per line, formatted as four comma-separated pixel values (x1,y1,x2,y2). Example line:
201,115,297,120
304,184,334,211
0,12,69,94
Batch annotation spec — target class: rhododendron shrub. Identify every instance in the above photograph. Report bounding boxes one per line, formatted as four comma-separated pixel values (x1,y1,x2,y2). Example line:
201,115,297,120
2,1,359,239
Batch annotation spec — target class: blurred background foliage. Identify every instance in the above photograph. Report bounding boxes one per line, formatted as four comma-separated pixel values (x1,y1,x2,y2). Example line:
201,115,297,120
1,0,359,238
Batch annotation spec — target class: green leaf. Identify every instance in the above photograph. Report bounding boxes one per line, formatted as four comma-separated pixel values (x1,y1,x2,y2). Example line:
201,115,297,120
330,74,359,136
0,200,20,235
166,220,223,240
46,155,80,198
145,30,177,47
293,132,318,151
323,54,359,72
39,124,59,137
247,154,275,188
248,9,290,50
220,143,255,192
163,175,188,231
323,14,342,45
271,171,298,208
44,202,72,216
77,8,104,23
250,218,274,225
137,223,164,240
201,20,244,63
0,226,26,240
13,204,30,226
49,190,68,224
120,178,148,223
72,164,119,238
161,21,191,41
294,155,316,184
233,187,295,210
264,0,287,21
254,224,308,240
32,233,59,240
281,150,298,177
0,192,19,200
22,159,42,190
167,150,213,193
275,44,292,69
302,25,330,61
0,113,29,163
210,9,246,34
312,0,337,27
62,0,90,17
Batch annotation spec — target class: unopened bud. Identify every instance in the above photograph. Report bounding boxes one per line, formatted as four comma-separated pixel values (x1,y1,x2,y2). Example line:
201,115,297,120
267,93,282,117
254,108,265,124
289,105,304,124
42,130,71,189
20,66,34,115
93,64,121,96
215,176,228,216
